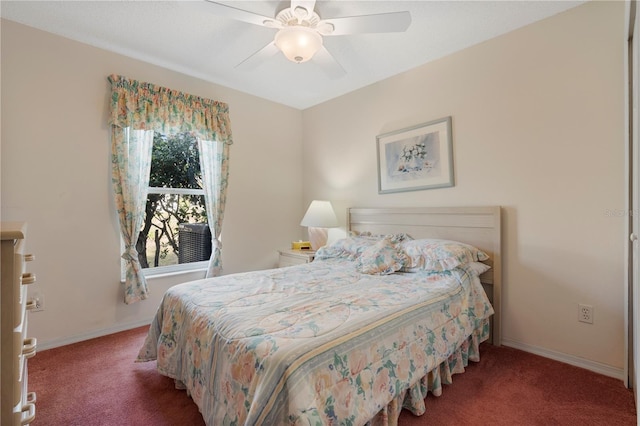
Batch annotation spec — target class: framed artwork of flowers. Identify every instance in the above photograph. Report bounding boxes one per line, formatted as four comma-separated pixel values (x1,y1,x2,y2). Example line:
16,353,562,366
376,116,454,194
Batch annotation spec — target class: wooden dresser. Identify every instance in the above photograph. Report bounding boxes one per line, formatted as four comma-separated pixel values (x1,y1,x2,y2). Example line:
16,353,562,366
1,222,37,425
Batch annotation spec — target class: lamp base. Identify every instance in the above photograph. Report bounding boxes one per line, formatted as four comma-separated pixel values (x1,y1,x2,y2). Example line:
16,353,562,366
307,227,328,251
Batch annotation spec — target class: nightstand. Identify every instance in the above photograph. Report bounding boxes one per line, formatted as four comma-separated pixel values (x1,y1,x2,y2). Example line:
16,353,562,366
278,249,315,267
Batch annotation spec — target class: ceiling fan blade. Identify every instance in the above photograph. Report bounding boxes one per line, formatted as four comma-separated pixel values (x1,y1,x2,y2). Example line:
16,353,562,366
313,46,346,79
290,0,317,15
322,11,411,36
235,41,280,71
205,1,276,27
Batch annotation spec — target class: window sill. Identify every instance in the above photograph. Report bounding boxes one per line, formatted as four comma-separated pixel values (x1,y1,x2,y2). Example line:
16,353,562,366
145,267,207,280
120,264,208,284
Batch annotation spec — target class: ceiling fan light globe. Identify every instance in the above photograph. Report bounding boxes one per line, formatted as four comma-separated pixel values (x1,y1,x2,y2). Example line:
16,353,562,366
274,26,323,63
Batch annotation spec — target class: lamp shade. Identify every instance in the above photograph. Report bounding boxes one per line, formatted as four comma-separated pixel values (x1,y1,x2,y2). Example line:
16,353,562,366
300,200,338,228
274,26,323,63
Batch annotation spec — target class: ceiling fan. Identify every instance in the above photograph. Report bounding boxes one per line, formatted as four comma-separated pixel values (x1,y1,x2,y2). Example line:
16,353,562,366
205,0,411,78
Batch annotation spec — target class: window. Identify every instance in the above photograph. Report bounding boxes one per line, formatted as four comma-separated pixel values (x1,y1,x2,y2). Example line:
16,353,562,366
109,74,232,304
136,132,209,274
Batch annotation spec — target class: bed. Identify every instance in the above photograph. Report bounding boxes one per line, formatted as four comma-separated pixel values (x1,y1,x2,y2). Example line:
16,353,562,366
137,206,502,425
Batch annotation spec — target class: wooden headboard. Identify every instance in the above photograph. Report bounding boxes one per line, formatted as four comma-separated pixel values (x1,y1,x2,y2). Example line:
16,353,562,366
347,206,502,346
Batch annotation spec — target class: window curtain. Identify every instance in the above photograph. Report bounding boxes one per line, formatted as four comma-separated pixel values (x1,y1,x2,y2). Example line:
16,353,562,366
108,74,233,304
198,140,230,278
111,128,154,304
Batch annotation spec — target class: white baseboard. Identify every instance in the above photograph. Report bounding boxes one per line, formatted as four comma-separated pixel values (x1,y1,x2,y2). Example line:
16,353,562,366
501,338,625,382
37,319,152,351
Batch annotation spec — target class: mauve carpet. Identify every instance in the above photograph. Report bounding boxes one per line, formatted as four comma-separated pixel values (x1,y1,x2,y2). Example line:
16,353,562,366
29,326,635,425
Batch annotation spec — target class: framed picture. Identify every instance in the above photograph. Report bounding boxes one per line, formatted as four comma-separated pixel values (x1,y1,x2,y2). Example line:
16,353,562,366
377,116,454,194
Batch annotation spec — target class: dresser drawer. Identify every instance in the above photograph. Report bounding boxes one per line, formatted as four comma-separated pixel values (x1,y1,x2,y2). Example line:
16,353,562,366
12,256,36,328
12,325,36,417
11,331,23,407
16,360,35,426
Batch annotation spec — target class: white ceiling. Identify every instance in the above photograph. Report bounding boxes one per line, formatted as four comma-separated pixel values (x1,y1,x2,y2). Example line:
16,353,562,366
1,0,585,110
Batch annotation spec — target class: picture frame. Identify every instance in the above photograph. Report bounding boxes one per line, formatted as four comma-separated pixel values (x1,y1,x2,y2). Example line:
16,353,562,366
377,116,454,194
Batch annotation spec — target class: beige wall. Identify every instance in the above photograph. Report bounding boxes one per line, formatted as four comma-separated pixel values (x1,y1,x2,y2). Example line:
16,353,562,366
1,20,304,347
302,1,626,371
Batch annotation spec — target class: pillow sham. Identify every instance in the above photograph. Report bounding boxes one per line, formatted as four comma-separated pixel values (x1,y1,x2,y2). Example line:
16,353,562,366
315,232,412,261
355,238,407,275
349,231,413,244
314,236,377,261
466,261,491,275
400,239,489,272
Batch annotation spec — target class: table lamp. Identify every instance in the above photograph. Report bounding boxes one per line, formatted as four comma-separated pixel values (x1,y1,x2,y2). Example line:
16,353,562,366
300,200,338,250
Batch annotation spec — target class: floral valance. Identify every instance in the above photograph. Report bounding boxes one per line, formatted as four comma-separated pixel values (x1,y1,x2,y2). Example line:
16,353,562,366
107,74,233,144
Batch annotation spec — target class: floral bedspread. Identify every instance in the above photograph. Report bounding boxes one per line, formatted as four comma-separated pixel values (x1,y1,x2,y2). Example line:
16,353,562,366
137,258,494,425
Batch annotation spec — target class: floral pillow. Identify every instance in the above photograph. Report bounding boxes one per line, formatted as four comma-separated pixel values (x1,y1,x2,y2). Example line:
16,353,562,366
400,239,489,272
315,236,379,261
349,231,413,244
466,261,491,275
315,232,412,261
355,238,407,275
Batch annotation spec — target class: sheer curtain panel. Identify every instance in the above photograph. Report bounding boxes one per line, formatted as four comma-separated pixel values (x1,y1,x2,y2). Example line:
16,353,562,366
198,139,230,278
111,127,153,304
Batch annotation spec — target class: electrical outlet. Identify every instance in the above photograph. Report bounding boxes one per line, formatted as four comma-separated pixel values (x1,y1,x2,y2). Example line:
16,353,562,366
578,304,593,324
29,291,45,312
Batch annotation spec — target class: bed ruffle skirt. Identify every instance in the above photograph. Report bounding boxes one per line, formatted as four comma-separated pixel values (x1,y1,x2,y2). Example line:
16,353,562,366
367,318,491,426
